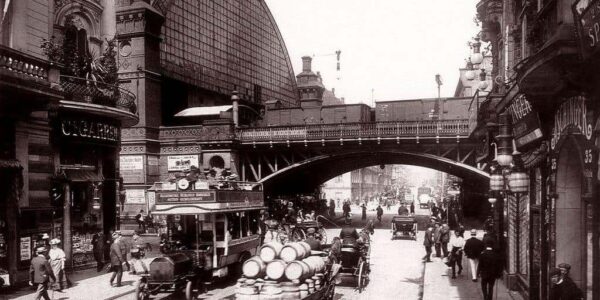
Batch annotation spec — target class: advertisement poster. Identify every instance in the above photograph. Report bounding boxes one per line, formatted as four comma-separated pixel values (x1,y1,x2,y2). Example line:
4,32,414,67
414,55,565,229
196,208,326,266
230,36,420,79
126,189,146,204
19,237,31,261
167,155,199,171
120,155,144,183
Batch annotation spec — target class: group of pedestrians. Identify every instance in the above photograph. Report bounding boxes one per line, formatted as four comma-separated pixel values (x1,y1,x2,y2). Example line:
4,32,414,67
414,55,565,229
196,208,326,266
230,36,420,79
423,223,503,300
28,238,71,300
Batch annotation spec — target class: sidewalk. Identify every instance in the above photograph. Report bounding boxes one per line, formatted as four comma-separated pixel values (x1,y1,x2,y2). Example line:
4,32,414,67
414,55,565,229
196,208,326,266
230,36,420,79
422,233,524,300
2,258,153,300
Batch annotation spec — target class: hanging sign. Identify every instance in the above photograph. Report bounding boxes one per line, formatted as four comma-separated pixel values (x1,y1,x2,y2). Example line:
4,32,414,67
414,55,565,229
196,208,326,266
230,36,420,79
550,95,594,150
506,94,543,148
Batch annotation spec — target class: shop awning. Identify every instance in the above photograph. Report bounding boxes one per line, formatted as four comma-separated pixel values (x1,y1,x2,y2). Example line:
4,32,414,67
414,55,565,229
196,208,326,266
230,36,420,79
174,105,232,117
152,203,265,215
64,169,104,182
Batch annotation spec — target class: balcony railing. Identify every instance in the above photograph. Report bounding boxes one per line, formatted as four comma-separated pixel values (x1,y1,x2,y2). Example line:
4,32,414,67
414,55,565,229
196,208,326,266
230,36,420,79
60,75,137,114
237,119,470,143
0,45,52,82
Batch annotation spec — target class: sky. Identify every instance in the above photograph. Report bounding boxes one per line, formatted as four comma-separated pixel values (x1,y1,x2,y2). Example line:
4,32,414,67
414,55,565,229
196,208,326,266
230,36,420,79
265,0,481,104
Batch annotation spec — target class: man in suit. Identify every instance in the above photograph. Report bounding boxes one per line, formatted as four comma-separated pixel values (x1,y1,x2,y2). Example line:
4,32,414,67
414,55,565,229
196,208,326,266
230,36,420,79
464,229,485,282
477,240,502,300
433,223,442,257
339,223,359,246
109,232,124,287
30,246,56,300
439,223,450,257
422,224,434,262
550,267,583,300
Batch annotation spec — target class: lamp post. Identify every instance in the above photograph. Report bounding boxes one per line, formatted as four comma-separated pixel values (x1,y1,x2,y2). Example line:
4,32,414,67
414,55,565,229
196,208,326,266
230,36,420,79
487,113,530,251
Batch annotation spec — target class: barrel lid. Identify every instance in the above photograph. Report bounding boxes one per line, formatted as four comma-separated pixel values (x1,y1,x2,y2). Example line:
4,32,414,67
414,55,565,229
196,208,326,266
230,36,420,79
261,286,283,295
245,279,256,285
237,286,257,295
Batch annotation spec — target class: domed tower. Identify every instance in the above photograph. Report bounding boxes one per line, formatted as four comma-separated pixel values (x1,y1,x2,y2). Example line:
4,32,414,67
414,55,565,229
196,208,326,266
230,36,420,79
296,56,325,108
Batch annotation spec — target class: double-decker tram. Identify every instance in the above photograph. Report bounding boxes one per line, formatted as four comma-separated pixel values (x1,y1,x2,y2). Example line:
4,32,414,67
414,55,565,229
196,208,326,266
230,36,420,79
135,177,265,299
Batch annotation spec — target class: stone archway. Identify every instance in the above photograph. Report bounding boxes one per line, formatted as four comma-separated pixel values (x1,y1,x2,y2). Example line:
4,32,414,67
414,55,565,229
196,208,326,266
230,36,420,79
555,139,585,289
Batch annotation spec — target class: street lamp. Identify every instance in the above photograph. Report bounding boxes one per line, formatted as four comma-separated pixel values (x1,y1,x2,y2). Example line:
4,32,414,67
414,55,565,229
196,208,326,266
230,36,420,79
487,113,530,250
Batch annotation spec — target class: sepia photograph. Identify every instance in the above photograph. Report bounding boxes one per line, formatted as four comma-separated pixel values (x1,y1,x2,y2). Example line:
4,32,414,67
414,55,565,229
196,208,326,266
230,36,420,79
0,0,597,299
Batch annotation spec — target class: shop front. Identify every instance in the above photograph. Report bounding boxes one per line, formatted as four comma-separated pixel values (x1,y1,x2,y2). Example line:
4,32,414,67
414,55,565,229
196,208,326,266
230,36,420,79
545,94,598,300
53,113,121,269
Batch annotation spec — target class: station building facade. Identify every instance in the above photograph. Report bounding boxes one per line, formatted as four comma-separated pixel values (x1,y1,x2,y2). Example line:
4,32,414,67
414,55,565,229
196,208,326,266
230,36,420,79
115,0,300,223
0,0,138,285
474,0,600,299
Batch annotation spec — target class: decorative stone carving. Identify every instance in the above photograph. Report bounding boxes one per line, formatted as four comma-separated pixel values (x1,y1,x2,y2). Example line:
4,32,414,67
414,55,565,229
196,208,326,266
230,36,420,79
120,145,147,153
160,145,201,154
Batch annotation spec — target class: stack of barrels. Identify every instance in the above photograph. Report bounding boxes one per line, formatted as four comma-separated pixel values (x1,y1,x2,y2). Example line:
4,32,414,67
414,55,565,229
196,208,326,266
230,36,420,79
236,241,327,299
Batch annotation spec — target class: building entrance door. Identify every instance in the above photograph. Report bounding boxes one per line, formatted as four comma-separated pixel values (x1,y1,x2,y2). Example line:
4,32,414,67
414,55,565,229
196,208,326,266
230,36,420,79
555,141,586,293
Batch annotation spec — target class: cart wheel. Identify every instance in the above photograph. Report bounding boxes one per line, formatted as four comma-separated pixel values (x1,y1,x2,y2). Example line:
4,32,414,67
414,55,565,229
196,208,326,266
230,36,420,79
291,228,305,242
185,280,194,300
317,227,328,244
357,261,367,293
134,278,149,300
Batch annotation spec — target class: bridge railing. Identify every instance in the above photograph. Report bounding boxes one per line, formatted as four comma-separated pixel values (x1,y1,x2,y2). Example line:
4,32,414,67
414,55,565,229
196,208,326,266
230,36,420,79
237,119,469,142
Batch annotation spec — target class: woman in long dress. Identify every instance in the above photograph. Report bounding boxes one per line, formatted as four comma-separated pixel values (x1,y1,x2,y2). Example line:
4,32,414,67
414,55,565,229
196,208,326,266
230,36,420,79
48,238,68,291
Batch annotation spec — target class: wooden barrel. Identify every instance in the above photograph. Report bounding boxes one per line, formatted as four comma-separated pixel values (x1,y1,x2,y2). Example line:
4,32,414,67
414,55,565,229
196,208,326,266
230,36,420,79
259,242,284,263
266,259,288,280
236,285,259,300
280,243,308,262
302,256,325,274
280,282,300,300
260,284,283,300
305,278,315,293
284,260,312,281
299,284,309,298
298,241,312,254
242,256,266,278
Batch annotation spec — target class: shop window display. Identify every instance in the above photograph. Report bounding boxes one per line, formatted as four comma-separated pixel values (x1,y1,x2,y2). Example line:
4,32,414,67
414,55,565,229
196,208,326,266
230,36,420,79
70,183,102,268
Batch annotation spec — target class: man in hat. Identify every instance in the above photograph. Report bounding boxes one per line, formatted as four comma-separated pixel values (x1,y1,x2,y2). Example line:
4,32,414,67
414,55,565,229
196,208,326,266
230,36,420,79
464,229,485,282
397,203,409,216
109,232,124,287
550,267,583,300
422,224,434,262
48,238,69,291
477,240,502,300
304,228,321,251
29,246,55,300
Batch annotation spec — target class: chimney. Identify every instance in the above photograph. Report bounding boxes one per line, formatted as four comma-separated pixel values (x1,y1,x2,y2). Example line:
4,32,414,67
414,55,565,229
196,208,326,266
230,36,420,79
302,56,312,72
332,88,335,95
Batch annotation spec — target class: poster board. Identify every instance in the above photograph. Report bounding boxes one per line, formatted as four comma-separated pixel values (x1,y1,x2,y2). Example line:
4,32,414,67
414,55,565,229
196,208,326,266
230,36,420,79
120,155,145,183
167,155,199,171
19,237,31,261
126,189,146,204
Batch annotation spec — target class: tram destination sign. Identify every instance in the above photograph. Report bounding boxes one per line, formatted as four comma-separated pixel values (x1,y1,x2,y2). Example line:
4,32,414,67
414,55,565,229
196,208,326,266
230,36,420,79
157,191,215,203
